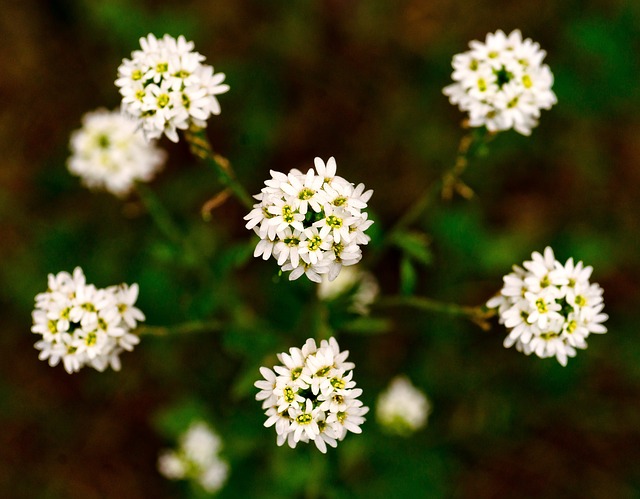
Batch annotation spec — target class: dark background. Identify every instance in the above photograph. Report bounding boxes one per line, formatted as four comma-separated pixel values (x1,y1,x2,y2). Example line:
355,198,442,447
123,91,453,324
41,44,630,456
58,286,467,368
1,0,640,497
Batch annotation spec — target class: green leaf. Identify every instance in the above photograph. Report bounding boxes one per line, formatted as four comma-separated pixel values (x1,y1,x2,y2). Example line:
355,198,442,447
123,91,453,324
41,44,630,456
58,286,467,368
391,230,432,266
340,316,392,335
400,256,417,296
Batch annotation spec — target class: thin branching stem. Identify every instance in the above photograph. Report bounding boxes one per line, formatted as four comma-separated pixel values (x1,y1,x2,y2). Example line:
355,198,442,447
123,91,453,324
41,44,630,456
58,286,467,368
377,295,493,330
385,126,493,240
136,182,185,245
136,320,223,337
185,127,254,210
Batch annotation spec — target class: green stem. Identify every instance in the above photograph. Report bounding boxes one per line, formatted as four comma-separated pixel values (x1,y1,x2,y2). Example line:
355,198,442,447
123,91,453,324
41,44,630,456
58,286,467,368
135,320,223,337
136,182,212,269
184,127,254,210
136,183,184,246
386,181,442,243
442,126,494,200
378,295,478,317
372,127,493,263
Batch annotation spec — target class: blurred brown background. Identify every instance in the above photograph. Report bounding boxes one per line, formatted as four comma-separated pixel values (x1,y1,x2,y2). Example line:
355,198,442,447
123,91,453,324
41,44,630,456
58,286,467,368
1,0,640,497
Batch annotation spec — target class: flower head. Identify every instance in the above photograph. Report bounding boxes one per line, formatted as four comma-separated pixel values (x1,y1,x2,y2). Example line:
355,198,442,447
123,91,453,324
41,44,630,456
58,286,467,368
487,247,608,366
376,376,431,436
245,157,373,283
67,109,165,196
116,34,229,142
443,29,557,135
31,267,144,373
255,337,368,452
158,421,228,494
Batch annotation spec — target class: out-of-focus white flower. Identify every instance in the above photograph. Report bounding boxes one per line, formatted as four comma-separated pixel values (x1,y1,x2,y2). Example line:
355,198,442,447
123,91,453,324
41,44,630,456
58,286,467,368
31,267,144,373
116,33,229,142
376,376,430,435
487,247,608,366
157,451,186,480
443,29,557,135
245,157,374,283
318,266,379,315
158,420,229,494
181,421,222,467
67,109,165,196
255,337,368,453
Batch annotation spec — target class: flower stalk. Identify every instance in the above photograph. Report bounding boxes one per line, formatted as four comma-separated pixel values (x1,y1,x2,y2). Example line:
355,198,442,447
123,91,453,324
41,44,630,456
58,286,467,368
441,125,494,200
377,295,492,330
136,320,223,337
185,126,254,210
136,182,185,245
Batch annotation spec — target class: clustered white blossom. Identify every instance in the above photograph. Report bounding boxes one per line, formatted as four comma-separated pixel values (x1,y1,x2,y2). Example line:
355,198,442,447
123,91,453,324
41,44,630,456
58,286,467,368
158,421,229,494
255,337,369,453
317,266,379,315
67,109,166,196
487,247,608,366
31,267,144,374
245,157,374,283
443,29,557,135
376,376,431,436
116,33,229,142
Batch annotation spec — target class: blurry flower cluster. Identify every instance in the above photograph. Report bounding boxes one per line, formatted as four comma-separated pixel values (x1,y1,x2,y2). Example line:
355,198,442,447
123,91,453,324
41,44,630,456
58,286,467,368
443,29,556,135
31,268,144,373
255,337,369,453
116,34,229,142
245,157,374,283
158,421,229,494
67,109,166,196
376,376,431,436
317,266,379,315
487,247,608,366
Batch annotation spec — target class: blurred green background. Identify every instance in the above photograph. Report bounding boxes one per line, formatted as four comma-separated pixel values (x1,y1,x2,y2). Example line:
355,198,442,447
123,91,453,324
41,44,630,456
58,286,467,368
2,0,640,497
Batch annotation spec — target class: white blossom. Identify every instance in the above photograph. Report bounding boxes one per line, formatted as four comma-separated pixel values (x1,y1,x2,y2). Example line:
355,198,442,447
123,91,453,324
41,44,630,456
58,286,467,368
255,337,368,452
443,29,557,135
318,266,379,315
487,247,608,366
158,421,228,494
31,267,144,373
376,376,431,435
67,109,165,196
116,33,229,142
245,157,373,283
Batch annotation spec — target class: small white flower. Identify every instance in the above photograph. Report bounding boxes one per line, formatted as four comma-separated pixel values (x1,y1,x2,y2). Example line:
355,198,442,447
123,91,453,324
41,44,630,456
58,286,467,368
487,247,608,366
67,109,165,196
245,157,373,282
31,267,144,373
158,451,186,480
158,421,228,495
255,337,367,452
116,34,229,143
318,266,379,315
198,460,229,494
376,376,431,435
443,29,557,135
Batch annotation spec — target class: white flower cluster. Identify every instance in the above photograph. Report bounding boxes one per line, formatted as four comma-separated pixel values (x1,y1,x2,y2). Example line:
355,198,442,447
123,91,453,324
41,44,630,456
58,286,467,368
245,157,374,283
116,33,229,143
67,109,166,196
31,267,144,374
255,337,369,453
317,266,379,315
158,421,229,494
443,29,557,135
487,247,608,366
376,376,431,436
